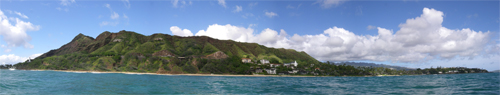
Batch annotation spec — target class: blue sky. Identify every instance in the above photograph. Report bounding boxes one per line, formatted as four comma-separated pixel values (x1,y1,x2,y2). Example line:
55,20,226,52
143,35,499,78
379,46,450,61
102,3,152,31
0,0,498,70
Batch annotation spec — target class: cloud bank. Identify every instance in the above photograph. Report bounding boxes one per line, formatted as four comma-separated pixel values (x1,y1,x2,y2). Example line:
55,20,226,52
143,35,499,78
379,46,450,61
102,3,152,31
170,8,497,63
0,10,39,49
0,53,42,65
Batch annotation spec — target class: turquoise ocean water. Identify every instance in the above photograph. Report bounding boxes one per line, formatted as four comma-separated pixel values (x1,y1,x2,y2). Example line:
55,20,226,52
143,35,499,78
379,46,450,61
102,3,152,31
1,69,498,94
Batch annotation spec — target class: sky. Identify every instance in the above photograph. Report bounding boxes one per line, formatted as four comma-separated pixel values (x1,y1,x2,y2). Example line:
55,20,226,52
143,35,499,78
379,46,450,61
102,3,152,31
0,0,499,70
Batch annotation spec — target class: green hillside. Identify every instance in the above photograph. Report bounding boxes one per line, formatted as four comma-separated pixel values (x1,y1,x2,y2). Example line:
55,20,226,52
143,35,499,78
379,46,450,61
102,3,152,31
15,30,320,74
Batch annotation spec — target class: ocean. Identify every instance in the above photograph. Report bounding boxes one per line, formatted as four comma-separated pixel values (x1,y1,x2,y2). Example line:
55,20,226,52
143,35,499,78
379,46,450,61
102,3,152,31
1,69,498,94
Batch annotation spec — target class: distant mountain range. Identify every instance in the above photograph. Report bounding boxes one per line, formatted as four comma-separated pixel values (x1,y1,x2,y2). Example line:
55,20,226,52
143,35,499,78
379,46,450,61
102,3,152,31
333,62,415,70
490,70,500,73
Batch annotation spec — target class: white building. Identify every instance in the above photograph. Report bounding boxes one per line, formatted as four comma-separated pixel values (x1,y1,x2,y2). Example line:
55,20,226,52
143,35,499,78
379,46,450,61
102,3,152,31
270,64,281,67
284,61,298,67
288,70,299,74
265,68,276,74
242,58,252,63
260,59,270,64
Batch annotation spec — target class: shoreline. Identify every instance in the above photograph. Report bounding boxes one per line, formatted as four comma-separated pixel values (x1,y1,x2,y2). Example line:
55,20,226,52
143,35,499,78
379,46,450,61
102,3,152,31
26,69,323,77
7,69,421,77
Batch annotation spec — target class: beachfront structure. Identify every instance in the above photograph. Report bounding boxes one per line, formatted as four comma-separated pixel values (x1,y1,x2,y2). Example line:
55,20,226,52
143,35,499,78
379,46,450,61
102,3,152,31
255,69,263,73
242,58,252,63
288,70,299,74
265,68,276,74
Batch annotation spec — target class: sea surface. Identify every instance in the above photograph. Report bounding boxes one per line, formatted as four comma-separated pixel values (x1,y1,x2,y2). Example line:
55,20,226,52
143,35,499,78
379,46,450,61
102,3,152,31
1,69,499,94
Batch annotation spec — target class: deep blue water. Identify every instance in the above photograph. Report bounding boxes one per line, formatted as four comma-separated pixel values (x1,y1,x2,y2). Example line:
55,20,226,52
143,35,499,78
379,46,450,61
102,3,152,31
1,69,499,94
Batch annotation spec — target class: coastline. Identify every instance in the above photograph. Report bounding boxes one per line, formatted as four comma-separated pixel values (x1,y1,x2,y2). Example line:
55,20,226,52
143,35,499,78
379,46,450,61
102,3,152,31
7,69,430,77
26,69,322,77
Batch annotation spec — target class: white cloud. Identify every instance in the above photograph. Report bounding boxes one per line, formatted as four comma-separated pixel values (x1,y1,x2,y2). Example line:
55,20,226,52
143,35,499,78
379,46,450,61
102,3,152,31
195,24,254,42
56,7,69,12
467,13,478,18
4,49,11,52
99,21,119,26
111,12,120,19
175,8,496,63
0,9,39,49
0,54,28,65
286,4,302,9
0,53,42,65
122,0,131,9
60,0,75,6
316,0,342,8
14,11,28,19
242,13,254,19
170,26,193,37
172,0,192,8
123,14,128,19
218,0,226,8
105,4,111,9
233,5,242,13
29,53,42,59
172,0,179,8
265,12,278,18
367,25,376,30
248,2,258,9
101,4,129,26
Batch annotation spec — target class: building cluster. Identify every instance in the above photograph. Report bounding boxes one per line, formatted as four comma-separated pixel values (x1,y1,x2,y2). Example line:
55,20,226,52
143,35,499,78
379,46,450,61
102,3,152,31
243,58,302,75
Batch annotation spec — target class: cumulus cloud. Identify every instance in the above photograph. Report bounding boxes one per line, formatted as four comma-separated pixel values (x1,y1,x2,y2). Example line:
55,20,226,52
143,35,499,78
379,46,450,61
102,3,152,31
194,24,254,42
60,0,75,6
265,12,278,18
233,5,242,13
170,26,193,37
173,8,496,63
0,53,42,65
315,0,343,8
218,0,226,8
0,10,39,49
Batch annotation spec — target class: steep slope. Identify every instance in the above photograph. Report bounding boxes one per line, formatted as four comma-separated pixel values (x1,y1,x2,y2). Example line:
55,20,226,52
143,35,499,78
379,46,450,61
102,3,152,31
15,30,319,74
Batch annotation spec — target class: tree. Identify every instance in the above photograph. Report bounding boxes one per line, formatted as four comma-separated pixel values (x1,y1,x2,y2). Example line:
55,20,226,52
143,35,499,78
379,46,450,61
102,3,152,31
269,57,280,64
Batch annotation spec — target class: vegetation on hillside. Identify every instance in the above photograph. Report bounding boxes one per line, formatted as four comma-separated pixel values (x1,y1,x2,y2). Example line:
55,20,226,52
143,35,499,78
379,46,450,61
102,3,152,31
8,31,489,76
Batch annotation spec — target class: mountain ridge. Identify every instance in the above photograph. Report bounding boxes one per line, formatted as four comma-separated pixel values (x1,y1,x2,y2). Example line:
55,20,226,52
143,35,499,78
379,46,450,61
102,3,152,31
15,30,320,74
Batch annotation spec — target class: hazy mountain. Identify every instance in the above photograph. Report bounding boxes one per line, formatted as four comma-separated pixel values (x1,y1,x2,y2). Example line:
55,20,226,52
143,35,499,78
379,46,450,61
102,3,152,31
333,62,415,70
